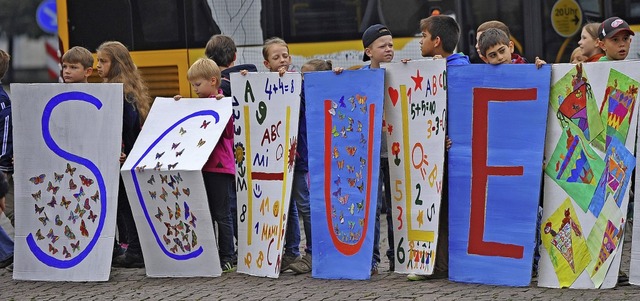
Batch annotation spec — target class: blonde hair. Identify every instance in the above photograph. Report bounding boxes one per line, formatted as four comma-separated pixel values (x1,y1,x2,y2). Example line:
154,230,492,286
187,58,221,85
583,23,600,40
62,46,94,69
302,59,332,72
262,37,289,60
0,49,9,80
97,41,152,124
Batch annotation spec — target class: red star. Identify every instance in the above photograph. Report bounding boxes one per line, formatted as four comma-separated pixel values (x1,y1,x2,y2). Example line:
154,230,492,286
411,70,424,91
387,124,393,135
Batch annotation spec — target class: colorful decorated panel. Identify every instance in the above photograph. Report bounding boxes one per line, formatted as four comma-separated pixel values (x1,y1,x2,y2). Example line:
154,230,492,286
12,84,123,281
121,97,233,277
231,72,301,278
541,62,639,289
382,60,447,275
448,65,551,286
306,69,384,280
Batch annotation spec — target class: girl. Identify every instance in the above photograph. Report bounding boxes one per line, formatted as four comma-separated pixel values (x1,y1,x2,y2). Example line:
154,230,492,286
97,41,153,268
578,23,605,62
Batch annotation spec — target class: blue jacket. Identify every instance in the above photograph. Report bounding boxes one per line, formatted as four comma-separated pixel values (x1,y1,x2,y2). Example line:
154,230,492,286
447,53,470,66
295,85,308,172
220,64,258,97
0,86,12,173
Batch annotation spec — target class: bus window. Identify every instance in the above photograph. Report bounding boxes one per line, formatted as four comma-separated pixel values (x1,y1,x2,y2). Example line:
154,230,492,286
185,0,221,48
67,0,134,51
131,0,183,49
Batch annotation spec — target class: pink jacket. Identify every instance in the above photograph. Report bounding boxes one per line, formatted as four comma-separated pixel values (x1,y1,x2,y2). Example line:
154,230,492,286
202,93,235,175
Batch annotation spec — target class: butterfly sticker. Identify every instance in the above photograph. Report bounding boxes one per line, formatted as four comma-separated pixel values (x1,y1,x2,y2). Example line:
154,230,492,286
334,175,341,186
167,206,174,220
197,138,206,147
83,198,91,210
176,221,185,232
79,175,94,187
159,187,168,202
360,157,366,167
346,146,357,156
49,243,58,255
184,202,190,219
32,190,42,201
149,190,157,200
170,245,178,253
191,230,198,247
184,243,191,252
332,125,339,137
337,160,345,170
162,234,171,245
73,187,85,201
332,146,340,159
176,149,185,157
172,187,181,200
181,231,188,242
201,120,211,129
357,121,363,132
339,95,346,108
53,172,64,184
70,240,80,252
80,220,89,237
174,172,183,183
189,212,197,228
340,127,347,138
357,201,364,212
332,188,342,198
164,222,173,236
328,100,338,116
174,202,181,219
65,163,76,176
136,165,147,172
155,207,163,222
155,151,165,160
29,174,46,185
338,194,350,205
171,142,181,150
64,225,76,240
160,174,168,184
47,196,57,208
39,212,49,226
349,96,356,111
69,179,78,190
355,170,362,181
357,94,367,105
168,162,178,170
182,188,190,197
47,228,60,244
62,246,71,258
179,127,187,135
35,229,45,240
74,203,86,218
347,165,355,173
338,112,346,120
68,211,79,224
357,182,364,193
154,162,163,171
90,190,99,202
54,214,63,226
60,196,71,209
174,238,185,252
347,178,356,187
47,181,60,195
185,223,191,234
88,210,97,223
35,203,45,214
360,133,366,145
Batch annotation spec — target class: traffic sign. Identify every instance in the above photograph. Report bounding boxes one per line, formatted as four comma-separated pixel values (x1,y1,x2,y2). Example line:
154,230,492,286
36,0,58,35
551,0,582,37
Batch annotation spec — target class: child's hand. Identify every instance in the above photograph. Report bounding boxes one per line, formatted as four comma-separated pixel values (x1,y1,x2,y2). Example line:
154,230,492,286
120,152,127,164
173,95,182,101
445,135,452,151
278,66,287,77
215,93,224,100
333,67,344,74
240,70,249,76
433,55,443,60
401,58,411,63
535,57,546,69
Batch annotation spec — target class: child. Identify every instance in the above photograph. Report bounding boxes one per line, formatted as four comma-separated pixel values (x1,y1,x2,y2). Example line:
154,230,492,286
0,49,13,227
61,46,94,83
408,15,470,282
570,46,587,64
597,17,634,61
258,37,304,272
285,58,333,275
578,23,605,62
97,41,153,268
362,24,394,276
0,172,13,269
181,57,236,272
205,34,258,98
478,28,546,67
476,21,527,63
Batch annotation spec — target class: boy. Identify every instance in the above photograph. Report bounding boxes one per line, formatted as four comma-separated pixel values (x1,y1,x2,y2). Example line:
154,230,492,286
476,21,527,63
259,38,312,274
478,28,545,67
0,50,13,229
408,15,469,282
61,46,94,83
597,17,634,61
205,35,258,97
186,58,237,272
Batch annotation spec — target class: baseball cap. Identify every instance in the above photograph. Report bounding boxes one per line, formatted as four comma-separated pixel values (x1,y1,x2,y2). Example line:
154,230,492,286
599,17,635,40
362,24,392,62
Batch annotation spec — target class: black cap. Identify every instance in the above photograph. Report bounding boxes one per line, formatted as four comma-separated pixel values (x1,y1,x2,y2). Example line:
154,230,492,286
362,24,392,62
599,17,635,40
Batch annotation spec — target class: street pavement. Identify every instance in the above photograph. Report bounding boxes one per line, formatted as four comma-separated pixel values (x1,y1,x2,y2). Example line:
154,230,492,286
1,215,638,301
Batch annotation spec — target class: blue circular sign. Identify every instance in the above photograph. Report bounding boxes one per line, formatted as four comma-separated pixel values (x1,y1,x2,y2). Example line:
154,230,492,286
36,0,58,35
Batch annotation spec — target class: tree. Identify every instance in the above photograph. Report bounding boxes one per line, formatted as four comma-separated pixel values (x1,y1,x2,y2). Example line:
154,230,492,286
0,0,46,83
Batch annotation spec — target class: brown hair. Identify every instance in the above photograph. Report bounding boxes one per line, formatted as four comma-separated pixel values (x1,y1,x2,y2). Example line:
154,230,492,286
420,15,461,53
478,28,510,56
583,22,600,40
302,59,332,72
97,41,152,124
262,37,289,60
205,35,236,67
62,46,94,69
477,20,511,38
0,49,9,80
